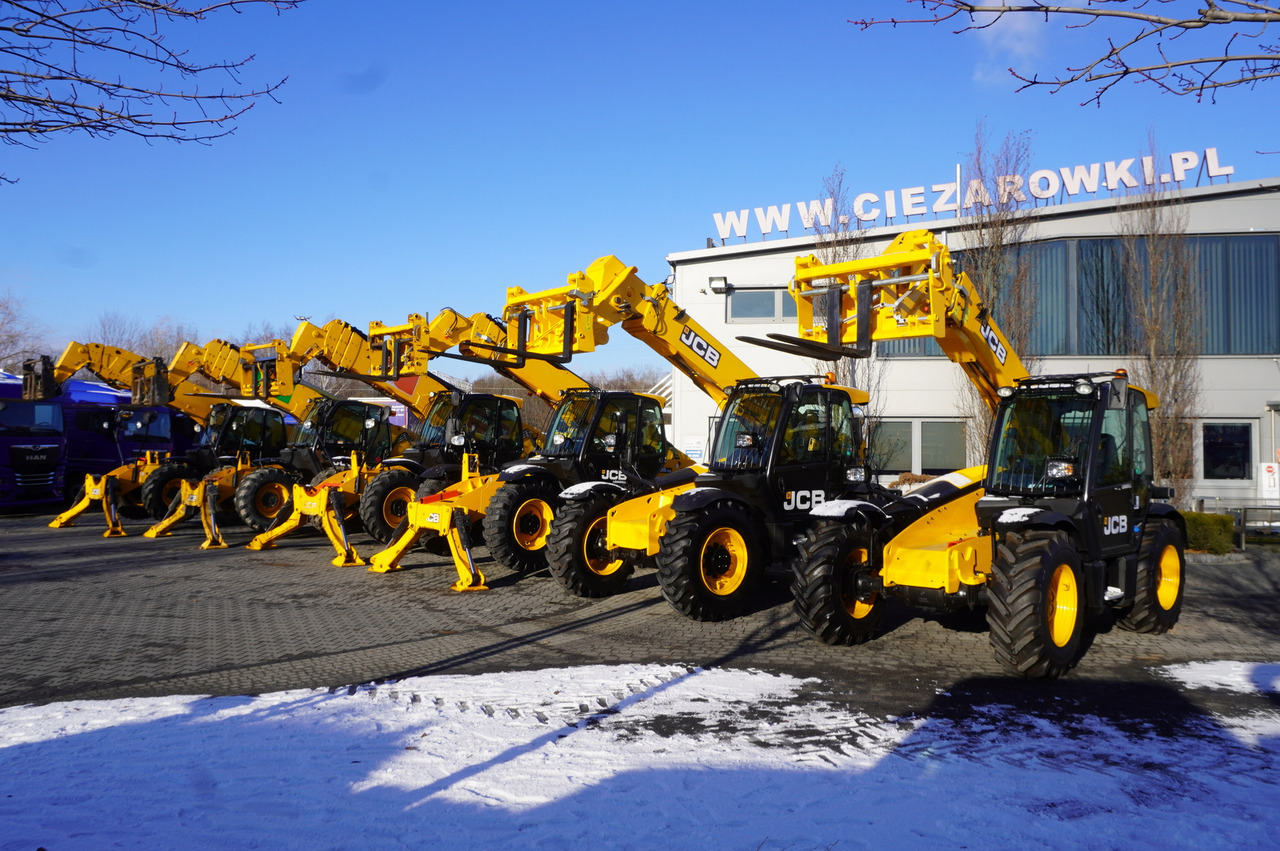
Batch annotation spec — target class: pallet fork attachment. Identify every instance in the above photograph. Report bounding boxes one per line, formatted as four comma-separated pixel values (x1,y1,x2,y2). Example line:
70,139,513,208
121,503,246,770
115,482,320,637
367,453,489,591
142,474,228,549
245,482,364,567
49,473,128,537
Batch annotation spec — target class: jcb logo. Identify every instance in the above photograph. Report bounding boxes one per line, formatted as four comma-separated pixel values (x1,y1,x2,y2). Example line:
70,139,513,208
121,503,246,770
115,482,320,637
783,490,826,511
680,326,722,368
602,469,627,482
981,322,1008,365
1103,515,1128,535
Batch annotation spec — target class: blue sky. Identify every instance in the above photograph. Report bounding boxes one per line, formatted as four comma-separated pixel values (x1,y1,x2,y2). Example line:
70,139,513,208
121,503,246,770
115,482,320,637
3,1,1273,379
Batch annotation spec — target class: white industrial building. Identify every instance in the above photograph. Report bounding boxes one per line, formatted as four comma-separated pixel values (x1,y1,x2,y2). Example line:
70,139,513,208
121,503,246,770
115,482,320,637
660,175,1280,509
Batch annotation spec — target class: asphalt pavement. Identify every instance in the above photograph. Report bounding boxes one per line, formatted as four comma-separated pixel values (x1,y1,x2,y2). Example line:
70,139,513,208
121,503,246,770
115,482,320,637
2,510,1277,724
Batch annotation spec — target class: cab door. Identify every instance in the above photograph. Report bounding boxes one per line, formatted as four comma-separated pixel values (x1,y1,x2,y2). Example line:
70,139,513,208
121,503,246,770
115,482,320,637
1088,392,1141,558
773,388,841,520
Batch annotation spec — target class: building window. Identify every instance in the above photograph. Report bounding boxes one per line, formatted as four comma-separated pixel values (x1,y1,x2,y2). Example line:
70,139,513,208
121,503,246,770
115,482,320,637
727,288,797,323
1203,422,1252,480
921,420,966,474
870,420,911,474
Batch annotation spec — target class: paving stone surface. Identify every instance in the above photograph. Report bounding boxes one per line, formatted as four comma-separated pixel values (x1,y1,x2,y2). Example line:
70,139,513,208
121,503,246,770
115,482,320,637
1,511,1277,721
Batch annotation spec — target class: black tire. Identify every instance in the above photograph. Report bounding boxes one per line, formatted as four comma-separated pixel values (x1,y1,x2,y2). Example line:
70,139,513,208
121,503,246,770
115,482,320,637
986,529,1086,679
546,492,635,598
234,466,297,532
482,477,560,574
359,468,421,544
655,501,763,622
141,462,197,520
1117,519,1186,634
791,519,884,645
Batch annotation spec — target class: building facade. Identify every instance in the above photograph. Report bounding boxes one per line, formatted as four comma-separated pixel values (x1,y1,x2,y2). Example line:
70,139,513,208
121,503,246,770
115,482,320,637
662,177,1280,508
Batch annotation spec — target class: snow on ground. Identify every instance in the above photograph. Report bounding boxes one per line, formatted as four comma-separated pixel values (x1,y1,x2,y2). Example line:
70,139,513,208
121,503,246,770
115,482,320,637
2,663,1278,850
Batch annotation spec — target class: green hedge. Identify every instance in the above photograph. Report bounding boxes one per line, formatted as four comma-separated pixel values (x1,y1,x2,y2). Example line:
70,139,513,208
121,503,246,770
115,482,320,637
1182,511,1235,554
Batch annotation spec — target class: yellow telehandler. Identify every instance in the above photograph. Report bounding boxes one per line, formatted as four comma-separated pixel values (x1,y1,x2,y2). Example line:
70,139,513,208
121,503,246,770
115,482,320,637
768,230,1186,678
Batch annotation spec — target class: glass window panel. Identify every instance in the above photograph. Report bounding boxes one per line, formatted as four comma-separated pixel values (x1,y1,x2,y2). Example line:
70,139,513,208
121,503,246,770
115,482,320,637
1202,422,1251,480
878,337,936,357
1078,238,1128,355
1023,242,1069,356
870,420,911,474
728,290,775,320
921,421,966,474
1229,236,1279,354
1196,237,1228,355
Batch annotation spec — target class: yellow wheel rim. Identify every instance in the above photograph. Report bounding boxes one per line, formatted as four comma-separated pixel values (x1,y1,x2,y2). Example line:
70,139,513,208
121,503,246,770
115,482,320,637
583,515,623,576
381,486,416,528
1156,544,1182,610
161,479,183,506
513,498,553,551
699,526,748,596
1047,562,1080,647
256,482,289,518
840,547,875,619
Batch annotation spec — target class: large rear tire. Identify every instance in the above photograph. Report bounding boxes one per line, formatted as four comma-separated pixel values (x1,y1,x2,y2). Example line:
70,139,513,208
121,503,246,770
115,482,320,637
986,529,1085,679
234,466,297,532
482,478,559,574
141,462,196,520
791,519,884,645
546,492,634,598
359,468,421,544
656,501,762,622
1117,519,1185,634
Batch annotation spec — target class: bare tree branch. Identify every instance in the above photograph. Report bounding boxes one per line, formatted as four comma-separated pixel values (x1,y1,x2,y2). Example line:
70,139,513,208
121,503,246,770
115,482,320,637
853,1,1280,103
1,0,306,177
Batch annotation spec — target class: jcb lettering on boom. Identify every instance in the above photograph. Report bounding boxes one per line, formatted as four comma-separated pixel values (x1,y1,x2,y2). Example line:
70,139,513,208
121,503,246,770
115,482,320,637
981,322,1008,365
679,327,721,368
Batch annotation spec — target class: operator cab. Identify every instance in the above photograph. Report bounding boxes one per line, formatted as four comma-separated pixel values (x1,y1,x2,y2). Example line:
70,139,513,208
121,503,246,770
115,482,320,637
981,371,1156,559
705,377,866,519
538,389,674,484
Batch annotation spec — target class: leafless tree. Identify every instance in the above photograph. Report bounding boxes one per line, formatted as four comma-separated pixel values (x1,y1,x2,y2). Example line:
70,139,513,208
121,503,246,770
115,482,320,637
2,0,306,179
1118,140,1202,506
0,289,46,369
853,1,1280,104
955,123,1038,461
82,309,198,359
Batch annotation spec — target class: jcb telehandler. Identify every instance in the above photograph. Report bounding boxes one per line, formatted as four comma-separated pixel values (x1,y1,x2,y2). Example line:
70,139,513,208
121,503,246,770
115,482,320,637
770,230,1186,678
365,260,724,584
25,340,291,532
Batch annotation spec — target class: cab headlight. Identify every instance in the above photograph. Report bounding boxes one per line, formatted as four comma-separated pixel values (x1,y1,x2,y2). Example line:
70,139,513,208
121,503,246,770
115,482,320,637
1047,460,1075,479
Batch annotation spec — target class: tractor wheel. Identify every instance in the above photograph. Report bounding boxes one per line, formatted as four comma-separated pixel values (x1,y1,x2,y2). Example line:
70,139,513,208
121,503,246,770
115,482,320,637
482,478,560,574
546,492,634,598
141,462,196,520
234,467,297,533
359,468,421,544
790,518,884,645
1117,519,1186,634
986,529,1085,679
655,501,762,622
